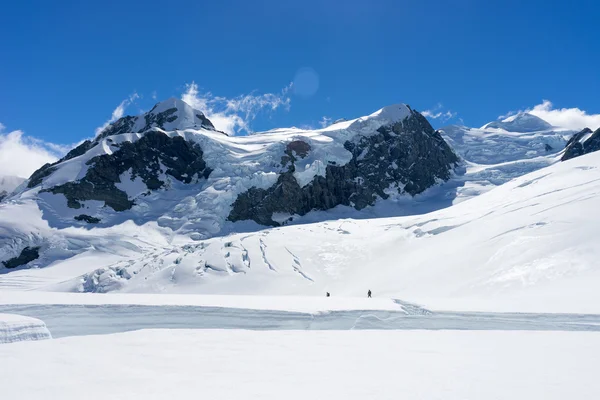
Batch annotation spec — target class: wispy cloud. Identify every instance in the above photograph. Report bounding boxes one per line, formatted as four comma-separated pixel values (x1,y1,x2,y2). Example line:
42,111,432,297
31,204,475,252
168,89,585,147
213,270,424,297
181,82,292,135
500,100,600,131
319,116,332,128
0,123,68,179
421,103,457,122
95,92,140,136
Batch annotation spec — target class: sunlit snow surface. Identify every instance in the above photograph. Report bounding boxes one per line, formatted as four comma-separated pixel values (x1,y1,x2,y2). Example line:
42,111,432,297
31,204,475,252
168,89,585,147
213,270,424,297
1,329,599,400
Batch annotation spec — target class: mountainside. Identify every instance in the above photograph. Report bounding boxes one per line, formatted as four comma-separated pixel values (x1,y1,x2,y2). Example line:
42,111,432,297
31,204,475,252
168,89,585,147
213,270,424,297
1,99,458,271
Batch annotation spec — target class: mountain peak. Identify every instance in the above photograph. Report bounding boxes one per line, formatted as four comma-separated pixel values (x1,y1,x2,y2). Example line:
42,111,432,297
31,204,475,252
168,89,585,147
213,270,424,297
149,97,194,114
142,97,215,132
482,112,553,132
367,103,412,123
96,98,216,139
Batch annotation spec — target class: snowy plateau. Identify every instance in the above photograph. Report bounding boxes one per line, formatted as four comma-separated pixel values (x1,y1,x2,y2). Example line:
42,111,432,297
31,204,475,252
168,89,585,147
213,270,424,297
1,98,600,399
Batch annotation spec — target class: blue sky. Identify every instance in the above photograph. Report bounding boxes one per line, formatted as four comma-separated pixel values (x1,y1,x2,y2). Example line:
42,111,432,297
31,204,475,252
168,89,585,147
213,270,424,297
1,0,600,176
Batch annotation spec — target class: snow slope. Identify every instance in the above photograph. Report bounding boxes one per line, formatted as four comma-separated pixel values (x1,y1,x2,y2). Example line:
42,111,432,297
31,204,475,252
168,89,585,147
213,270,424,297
1,151,599,313
0,314,51,344
1,329,599,400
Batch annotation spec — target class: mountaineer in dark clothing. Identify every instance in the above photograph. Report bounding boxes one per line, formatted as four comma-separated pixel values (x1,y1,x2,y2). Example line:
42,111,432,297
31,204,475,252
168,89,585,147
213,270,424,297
367,290,372,298
326,292,330,297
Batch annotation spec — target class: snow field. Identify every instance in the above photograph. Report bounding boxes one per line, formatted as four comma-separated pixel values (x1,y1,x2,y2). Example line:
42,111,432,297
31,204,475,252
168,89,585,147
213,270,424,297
1,329,599,400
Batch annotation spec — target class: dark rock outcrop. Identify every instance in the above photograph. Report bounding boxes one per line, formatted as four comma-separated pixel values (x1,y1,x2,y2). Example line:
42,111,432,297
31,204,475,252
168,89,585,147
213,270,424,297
562,128,600,161
47,131,212,211
280,140,311,169
2,246,40,269
74,214,101,224
229,111,458,226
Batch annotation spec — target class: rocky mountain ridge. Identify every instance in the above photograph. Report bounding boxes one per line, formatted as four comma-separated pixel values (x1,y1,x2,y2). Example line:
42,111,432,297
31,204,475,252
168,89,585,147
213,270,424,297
2,99,459,272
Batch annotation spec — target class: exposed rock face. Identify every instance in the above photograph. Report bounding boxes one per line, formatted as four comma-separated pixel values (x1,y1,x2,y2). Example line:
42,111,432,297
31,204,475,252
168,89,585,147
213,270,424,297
562,128,600,161
2,246,40,269
47,131,212,211
0,191,7,202
74,214,101,224
229,111,458,226
280,140,312,169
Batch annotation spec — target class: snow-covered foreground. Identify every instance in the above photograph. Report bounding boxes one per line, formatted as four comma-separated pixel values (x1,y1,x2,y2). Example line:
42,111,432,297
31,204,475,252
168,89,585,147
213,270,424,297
2,329,599,400
0,313,51,343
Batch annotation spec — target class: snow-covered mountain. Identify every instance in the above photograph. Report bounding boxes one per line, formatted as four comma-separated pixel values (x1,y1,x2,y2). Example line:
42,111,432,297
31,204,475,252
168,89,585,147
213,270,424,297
441,112,571,165
1,99,459,272
481,112,554,132
437,112,576,202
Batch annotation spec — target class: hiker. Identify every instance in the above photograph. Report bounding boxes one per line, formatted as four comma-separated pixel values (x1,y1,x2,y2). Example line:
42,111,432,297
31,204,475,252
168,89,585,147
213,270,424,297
326,292,330,297
367,290,372,298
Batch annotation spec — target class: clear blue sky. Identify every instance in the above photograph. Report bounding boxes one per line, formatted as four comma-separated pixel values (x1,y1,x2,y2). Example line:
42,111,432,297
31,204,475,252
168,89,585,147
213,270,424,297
1,0,599,143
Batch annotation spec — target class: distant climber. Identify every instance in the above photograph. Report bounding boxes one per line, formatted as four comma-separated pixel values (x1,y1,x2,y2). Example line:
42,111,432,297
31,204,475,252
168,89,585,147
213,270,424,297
326,292,330,297
367,290,372,298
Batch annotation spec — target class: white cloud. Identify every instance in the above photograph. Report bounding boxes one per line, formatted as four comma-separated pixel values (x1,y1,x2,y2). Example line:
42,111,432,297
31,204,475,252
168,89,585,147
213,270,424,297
319,116,332,128
515,100,600,131
421,104,457,122
151,91,157,100
95,92,140,136
0,124,67,179
181,82,292,135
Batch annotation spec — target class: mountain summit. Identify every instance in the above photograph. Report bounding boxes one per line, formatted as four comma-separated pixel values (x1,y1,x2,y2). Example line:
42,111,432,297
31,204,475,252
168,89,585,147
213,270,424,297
482,112,553,132
97,97,216,139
